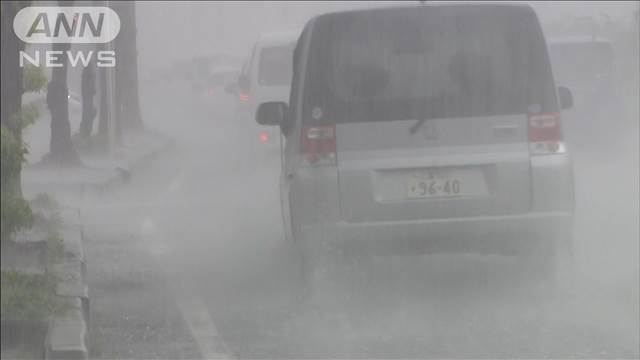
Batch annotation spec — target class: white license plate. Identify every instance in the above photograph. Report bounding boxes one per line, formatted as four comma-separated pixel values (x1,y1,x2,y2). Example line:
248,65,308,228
406,169,486,199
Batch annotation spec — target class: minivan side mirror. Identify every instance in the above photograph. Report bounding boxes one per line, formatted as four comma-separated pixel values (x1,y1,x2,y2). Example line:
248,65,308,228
558,86,573,110
256,102,287,126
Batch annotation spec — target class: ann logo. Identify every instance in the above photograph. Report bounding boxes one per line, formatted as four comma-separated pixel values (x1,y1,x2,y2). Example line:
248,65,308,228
26,12,104,39
14,7,120,44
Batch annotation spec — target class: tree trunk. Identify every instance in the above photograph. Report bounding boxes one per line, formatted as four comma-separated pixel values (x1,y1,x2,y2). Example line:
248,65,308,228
46,41,80,166
126,1,143,132
78,62,97,139
113,1,143,134
96,41,111,152
44,0,79,166
94,0,114,152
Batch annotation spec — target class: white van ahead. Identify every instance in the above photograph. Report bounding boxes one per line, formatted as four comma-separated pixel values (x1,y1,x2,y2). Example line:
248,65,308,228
234,32,298,152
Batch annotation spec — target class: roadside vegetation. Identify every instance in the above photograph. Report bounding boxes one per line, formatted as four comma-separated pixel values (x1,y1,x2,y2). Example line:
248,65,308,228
1,0,67,345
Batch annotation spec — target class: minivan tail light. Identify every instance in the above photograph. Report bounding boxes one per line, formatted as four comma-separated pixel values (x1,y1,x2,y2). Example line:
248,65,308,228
528,112,566,155
239,91,249,102
301,124,336,165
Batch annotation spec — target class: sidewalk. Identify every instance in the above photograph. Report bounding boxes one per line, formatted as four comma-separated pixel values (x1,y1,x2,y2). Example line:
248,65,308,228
21,102,174,203
14,104,174,358
1,206,88,360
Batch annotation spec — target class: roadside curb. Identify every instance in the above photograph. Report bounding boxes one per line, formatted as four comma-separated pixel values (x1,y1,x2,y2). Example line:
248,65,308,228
44,209,89,360
22,131,175,202
92,131,176,198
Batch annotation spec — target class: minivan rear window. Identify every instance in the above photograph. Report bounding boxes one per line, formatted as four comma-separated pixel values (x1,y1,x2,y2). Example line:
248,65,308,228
258,44,295,86
302,5,558,124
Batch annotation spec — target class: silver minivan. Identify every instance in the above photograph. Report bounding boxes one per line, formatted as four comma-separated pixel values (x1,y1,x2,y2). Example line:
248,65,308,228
257,3,575,285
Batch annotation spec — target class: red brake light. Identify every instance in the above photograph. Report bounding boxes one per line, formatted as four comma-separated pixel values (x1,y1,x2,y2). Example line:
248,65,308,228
301,124,336,165
239,92,249,102
528,112,565,155
259,132,269,143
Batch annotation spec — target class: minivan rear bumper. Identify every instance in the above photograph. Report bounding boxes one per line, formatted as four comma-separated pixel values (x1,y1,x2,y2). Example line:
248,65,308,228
299,211,573,255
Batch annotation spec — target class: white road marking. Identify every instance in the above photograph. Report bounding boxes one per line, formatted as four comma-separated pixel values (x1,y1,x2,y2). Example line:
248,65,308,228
173,284,234,359
138,171,235,359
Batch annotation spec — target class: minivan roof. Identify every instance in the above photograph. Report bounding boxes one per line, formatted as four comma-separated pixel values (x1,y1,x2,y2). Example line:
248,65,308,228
407,1,531,8
311,1,535,21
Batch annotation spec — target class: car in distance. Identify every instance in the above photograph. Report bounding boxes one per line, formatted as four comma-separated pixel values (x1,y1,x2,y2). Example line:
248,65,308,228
548,36,615,112
206,66,240,97
548,36,616,147
234,32,298,155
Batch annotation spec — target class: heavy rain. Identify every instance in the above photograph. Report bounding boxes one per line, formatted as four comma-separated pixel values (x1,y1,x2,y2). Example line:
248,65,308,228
1,1,638,359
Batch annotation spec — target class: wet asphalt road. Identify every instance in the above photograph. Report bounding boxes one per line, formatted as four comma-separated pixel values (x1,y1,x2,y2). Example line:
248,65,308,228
83,78,638,359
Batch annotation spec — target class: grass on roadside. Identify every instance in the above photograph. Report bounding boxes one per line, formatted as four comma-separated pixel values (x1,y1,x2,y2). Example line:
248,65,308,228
0,270,67,321
2,194,68,322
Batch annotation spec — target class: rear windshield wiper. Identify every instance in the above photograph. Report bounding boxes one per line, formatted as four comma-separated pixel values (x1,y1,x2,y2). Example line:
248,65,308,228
409,98,438,134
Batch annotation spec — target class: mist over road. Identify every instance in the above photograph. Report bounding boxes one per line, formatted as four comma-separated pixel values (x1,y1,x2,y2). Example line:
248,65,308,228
78,65,639,358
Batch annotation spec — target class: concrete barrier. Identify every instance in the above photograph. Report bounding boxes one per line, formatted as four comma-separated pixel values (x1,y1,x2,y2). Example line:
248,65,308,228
45,211,89,360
